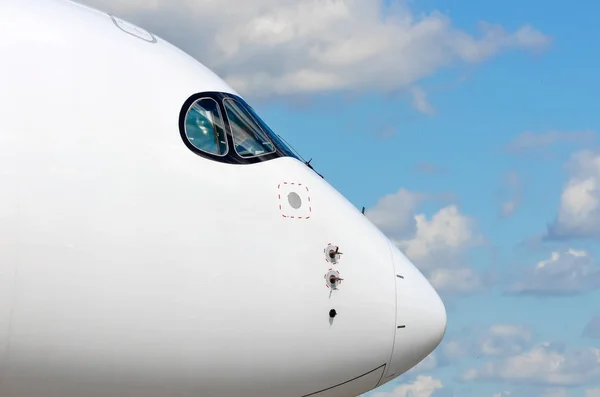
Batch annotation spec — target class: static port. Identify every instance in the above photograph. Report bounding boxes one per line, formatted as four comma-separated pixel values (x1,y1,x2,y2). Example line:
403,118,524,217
329,309,337,318
325,270,343,290
325,244,342,264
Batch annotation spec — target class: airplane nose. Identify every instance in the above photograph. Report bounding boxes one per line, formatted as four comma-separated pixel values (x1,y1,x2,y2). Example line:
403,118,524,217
384,241,447,380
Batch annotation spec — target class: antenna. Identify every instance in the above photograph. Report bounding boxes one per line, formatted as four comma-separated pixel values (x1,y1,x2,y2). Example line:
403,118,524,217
277,134,324,179
277,134,306,163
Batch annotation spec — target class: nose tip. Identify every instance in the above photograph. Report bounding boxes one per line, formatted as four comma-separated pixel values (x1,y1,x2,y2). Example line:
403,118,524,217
411,281,447,356
385,242,447,380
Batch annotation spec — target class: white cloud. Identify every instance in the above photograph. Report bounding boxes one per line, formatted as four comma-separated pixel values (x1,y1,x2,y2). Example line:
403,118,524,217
478,325,533,357
583,314,600,339
415,163,448,175
79,0,551,99
492,388,571,397
367,188,483,294
397,205,482,268
545,149,600,240
408,352,439,374
367,375,444,397
366,188,425,240
441,339,469,361
367,185,484,294
507,131,597,152
586,388,600,397
437,324,532,366
410,87,436,115
399,205,475,261
500,170,520,219
427,267,482,293
491,389,569,397
500,200,518,218
539,389,568,397
508,249,600,296
461,342,600,387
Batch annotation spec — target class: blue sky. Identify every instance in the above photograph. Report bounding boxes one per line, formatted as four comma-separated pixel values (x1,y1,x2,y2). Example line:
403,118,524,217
85,1,600,396
255,2,600,396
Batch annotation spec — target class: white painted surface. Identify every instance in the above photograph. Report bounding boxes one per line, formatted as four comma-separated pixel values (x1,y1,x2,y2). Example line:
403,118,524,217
0,0,446,396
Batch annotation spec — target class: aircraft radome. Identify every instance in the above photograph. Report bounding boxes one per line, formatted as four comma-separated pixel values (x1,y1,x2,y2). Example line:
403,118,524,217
0,0,447,396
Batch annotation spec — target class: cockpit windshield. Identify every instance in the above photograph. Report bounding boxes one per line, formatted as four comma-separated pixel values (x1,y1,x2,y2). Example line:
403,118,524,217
184,98,228,156
242,101,299,160
223,98,276,158
180,92,305,166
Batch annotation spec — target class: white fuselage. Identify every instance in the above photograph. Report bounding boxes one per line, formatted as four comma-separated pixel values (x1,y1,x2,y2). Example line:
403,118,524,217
0,1,447,396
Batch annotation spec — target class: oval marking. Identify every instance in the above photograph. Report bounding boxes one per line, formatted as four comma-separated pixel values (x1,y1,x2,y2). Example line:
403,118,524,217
288,192,302,209
110,15,157,43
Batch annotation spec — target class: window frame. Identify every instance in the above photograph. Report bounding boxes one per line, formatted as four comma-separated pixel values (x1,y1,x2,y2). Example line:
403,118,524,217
183,96,229,157
178,91,301,165
222,97,277,159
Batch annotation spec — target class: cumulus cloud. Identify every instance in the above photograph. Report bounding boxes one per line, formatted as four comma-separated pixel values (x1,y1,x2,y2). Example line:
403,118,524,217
583,314,600,339
427,267,482,294
405,324,533,376
398,205,483,267
500,170,520,219
500,200,518,219
461,342,600,387
545,149,600,240
366,375,444,397
415,163,448,175
491,388,568,397
437,324,533,366
507,249,600,296
506,131,597,153
476,325,533,357
367,188,484,294
366,188,426,240
410,87,436,115
376,125,401,140
539,389,569,397
396,352,440,378
587,388,600,397
79,0,551,99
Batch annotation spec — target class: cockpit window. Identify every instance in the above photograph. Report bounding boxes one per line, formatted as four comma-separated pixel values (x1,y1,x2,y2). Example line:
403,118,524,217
184,98,228,156
243,102,299,159
179,92,313,168
223,98,276,158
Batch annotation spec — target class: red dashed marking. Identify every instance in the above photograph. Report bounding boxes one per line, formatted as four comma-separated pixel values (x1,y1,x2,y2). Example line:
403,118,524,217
277,182,312,220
